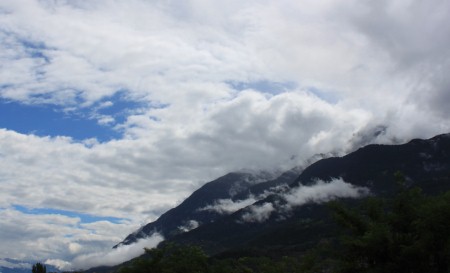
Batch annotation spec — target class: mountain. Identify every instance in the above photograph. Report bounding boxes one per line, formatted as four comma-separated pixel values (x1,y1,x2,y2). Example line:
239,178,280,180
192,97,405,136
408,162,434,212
115,168,302,247
113,133,450,262
159,133,450,256
294,133,450,194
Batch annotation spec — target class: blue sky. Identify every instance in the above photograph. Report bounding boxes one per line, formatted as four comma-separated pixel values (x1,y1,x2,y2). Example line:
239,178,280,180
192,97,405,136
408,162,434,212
0,92,145,142
12,205,126,224
228,80,297,94
0,99,119,141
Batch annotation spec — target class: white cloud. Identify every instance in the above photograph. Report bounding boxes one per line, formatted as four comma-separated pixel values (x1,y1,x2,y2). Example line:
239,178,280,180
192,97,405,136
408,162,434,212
241,203,275,223
240,178,369,223
0,207,141,266
0,259,31,269
44,259,71,271
0,0,449,266
199,196,258,215
68,233,164,270
178,220,200,233
199,183,290,215
282,178,369,209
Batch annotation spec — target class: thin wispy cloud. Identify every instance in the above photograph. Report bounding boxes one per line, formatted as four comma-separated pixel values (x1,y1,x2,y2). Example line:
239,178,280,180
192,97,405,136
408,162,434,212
240,178,369,223
199,196,259,215
0,0,449,268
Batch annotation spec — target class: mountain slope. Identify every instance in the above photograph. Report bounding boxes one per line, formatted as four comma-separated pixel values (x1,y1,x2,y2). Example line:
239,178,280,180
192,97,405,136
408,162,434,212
162,133,450,255
116,169,301,247
294,133,450,193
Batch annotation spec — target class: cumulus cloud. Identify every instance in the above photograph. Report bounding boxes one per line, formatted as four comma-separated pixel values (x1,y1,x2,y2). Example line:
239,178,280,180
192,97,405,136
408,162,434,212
0,129,182,220
67,233,163,270
0,206,144,267
0,0,450,266
241,178,369,223
0,207,80,260
282,178,369,209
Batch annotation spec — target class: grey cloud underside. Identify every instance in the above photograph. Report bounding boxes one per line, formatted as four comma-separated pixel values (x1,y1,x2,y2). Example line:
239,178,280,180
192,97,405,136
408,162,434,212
343,0,450,119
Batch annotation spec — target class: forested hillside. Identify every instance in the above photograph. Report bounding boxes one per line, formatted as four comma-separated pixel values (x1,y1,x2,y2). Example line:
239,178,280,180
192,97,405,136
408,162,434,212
111,181,450,273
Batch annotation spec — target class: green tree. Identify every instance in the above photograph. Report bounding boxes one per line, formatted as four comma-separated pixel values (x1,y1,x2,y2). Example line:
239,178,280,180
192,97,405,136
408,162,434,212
32,263,46,273
118,243,209,273
330,187,450,273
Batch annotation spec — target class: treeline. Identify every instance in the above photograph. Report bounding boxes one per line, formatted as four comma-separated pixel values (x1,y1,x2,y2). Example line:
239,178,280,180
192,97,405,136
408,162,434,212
307,179,450,272
117,243,303,273
114,182,450,273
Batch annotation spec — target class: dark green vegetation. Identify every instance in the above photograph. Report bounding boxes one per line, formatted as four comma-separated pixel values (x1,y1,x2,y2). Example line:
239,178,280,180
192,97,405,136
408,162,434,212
112,183,450,273
315,183,450,272
32,263,46,273
116,242,303,273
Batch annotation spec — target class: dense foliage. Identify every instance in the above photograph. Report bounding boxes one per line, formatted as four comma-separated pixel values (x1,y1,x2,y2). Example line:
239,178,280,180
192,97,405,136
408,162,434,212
32,263,46,273
327,185,450,273
116,243,303,273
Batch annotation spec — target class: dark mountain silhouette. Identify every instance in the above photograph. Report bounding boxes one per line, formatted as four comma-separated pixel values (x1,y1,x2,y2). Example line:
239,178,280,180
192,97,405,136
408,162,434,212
160,133,450,255
294,133,450,194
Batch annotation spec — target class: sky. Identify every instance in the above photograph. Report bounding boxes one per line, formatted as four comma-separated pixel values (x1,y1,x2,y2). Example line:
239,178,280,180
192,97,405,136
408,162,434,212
1,0,450,270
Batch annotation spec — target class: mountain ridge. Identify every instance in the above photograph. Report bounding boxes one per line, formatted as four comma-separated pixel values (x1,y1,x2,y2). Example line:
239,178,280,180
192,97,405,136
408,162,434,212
156,133,450,255
115,169,302,247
